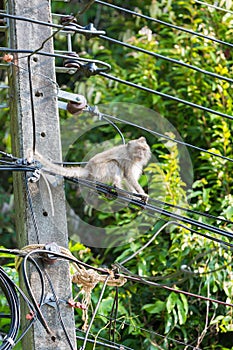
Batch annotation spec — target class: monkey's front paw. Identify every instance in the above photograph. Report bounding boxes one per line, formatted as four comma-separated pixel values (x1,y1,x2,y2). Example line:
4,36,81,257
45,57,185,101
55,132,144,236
140,193,149,203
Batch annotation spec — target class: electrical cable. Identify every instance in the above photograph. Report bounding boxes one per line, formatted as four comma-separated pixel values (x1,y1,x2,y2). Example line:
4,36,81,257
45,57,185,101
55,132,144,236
99,34,233,84
65,177,233,248
0,47,111,72
101,116,125,144
0,11,105,35
96,111,233,164
148,197,233,225
194,0,233,15
95,0,233,48
43,269,75,350
99,71,233,121
97,314,202,350
3,47,233,121
21,253,54,336
0,267,20,350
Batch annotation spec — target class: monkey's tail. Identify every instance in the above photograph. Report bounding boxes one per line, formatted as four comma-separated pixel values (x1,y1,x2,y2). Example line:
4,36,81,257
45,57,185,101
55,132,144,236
31,150,89,179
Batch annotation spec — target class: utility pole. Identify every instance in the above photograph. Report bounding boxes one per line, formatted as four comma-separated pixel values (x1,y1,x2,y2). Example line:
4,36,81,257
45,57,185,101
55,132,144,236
8,0,77,349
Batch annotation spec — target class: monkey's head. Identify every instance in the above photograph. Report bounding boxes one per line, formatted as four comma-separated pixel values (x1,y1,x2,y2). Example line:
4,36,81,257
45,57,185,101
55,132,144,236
127,137,151,164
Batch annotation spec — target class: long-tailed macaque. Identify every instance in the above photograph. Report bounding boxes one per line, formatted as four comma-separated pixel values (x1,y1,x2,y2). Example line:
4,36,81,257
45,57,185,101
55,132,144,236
32,136,151,199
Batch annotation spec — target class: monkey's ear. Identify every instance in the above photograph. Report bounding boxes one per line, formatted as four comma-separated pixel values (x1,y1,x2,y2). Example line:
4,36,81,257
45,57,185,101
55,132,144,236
138,136,146,142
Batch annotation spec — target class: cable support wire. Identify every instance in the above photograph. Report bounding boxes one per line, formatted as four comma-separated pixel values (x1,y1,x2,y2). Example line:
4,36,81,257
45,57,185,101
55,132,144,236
95,0,233,48
94,110,233,164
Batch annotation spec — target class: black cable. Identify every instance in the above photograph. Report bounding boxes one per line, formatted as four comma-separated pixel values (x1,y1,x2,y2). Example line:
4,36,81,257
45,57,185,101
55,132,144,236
43,269,75,350
101,116,125,144
95,0,233,48
100,34,233,84
0,261,39,346
66,177,233,247
0,267,20,350
0,48,111,71
109,287,118,343
99,71,233,121
21,252,55,337
148,197,233,225
0,11,105,35
0,166,37,172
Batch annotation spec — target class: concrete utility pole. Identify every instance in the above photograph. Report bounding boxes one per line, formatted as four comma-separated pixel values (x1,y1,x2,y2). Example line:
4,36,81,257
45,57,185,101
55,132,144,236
8,0,77,349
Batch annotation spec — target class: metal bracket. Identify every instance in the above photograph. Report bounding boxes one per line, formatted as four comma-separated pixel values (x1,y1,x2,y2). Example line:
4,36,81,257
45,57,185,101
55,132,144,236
43,293,58,308
57,89,87,115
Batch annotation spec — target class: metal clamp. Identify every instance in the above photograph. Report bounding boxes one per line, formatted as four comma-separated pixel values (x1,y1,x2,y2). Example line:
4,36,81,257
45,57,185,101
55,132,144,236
61,17,105,39
42,242,61,264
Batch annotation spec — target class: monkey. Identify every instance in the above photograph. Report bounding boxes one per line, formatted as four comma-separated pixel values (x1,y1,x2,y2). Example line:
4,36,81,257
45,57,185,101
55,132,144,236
31,136,151,200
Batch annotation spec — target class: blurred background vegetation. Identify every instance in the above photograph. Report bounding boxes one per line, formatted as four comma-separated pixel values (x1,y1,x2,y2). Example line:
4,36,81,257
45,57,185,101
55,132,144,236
1,0,233,348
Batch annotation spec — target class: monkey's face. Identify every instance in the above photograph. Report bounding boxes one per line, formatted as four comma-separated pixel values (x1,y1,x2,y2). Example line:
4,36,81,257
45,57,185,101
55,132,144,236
127,137,151,163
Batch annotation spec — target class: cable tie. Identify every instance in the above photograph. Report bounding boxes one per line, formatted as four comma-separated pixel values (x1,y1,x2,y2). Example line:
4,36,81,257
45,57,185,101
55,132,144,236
60,15,106,38
63,52,111,77
3,336,15,347
28,168,41,183
84,105,102,119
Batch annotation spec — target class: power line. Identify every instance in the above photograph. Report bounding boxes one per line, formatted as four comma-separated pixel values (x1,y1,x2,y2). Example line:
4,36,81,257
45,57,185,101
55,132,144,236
95,0,233,48
96,111,233,163
194,0,233,15
100,34,233,84
99,71,233,121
